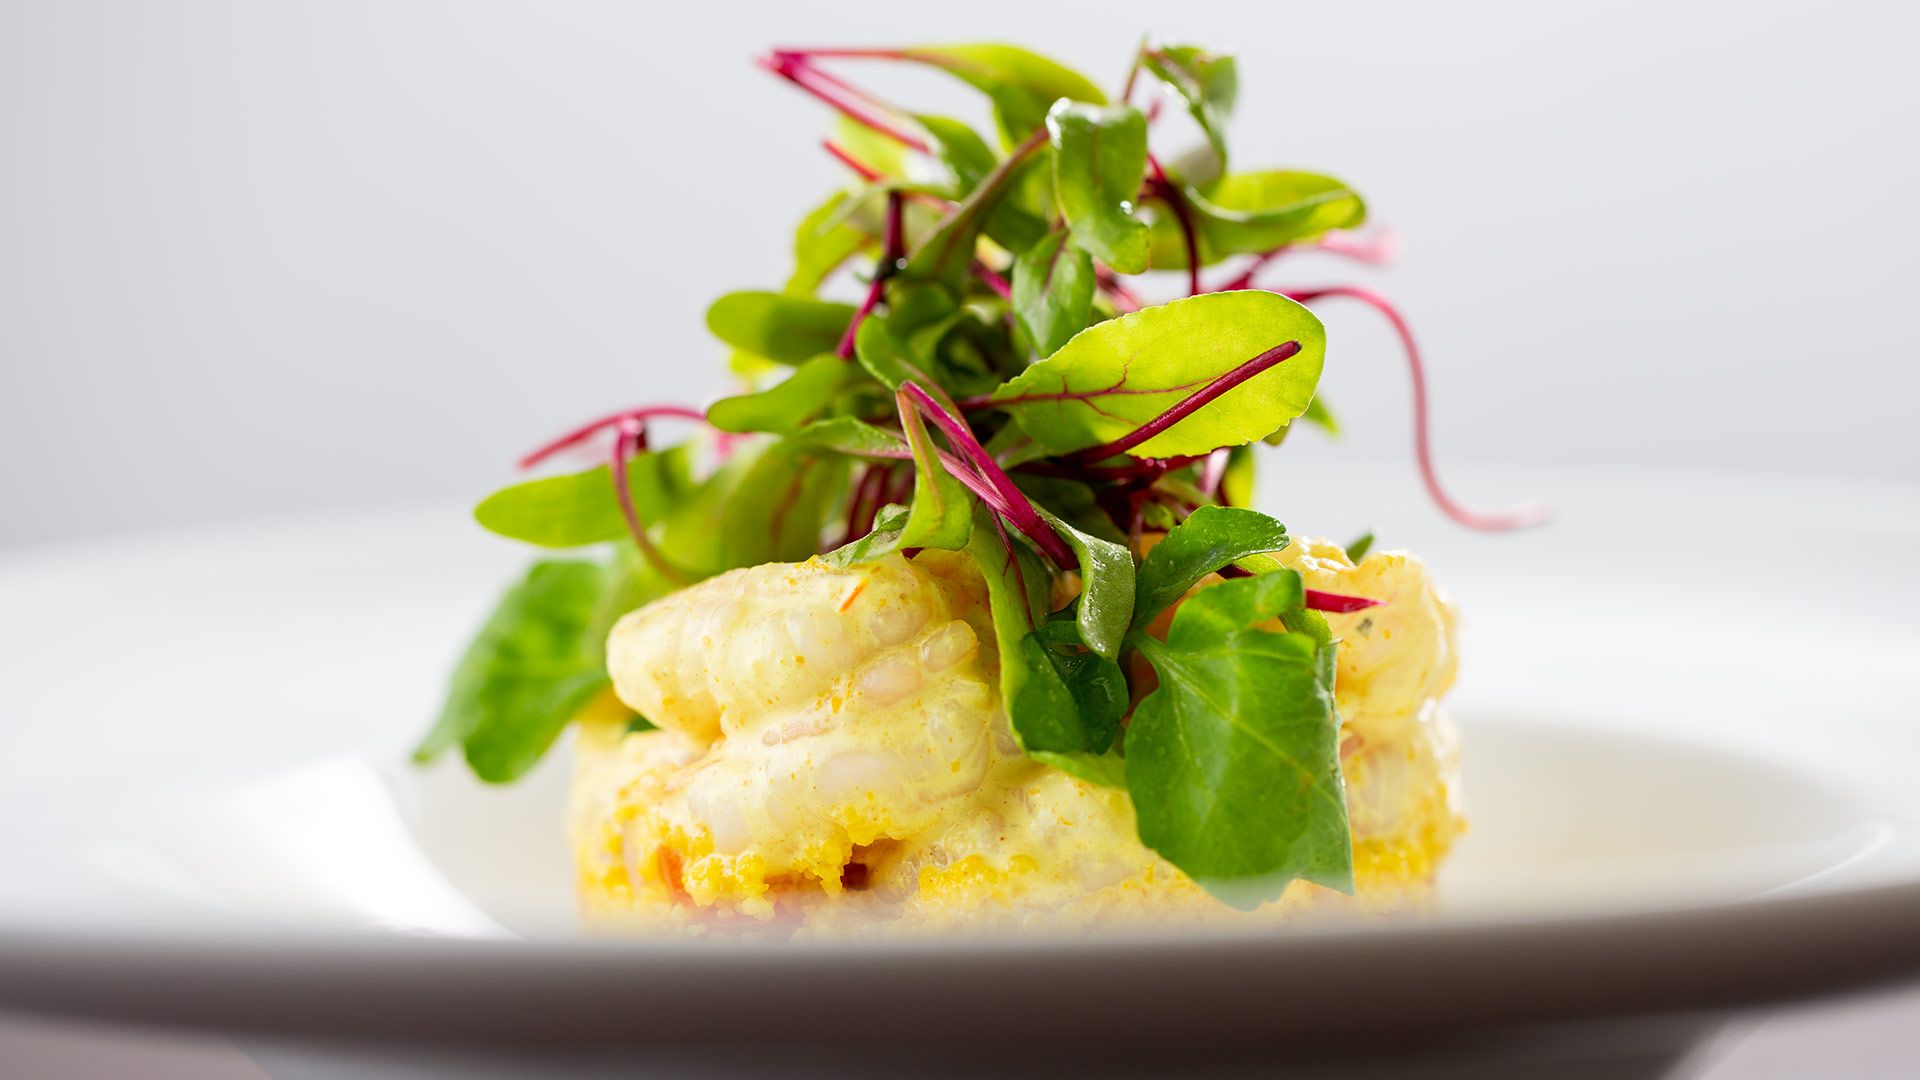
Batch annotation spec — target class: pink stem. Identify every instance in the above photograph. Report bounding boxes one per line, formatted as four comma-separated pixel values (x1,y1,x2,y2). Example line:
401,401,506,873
759,52,928,153
1280,284,1549,532
1212,228,1403,292
1147,155,1202,296
1073,340,1301,463
823,139,882,181
899,382,1078,569
1198,448,1230,502
519,405,707,471
1096,268,1144,312
611,419,688,584
835,193,904,359
972,263,1013,300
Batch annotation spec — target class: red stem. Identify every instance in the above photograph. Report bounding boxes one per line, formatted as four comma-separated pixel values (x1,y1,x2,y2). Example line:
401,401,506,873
1095,268,1144,312
899,382,1078,569
822,139,882,181
1279,284,1549,532
518,405,706,471
759,52,928,153
1198,448,1230,502
1304,588,1382,613
1073,340,1301,462
835,193,904,359
1147,155,1202,296
972,263,1013,300
611,419,688,584
1212,228,1403,292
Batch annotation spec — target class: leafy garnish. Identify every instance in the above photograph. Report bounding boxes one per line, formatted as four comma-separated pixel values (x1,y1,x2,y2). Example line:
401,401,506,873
990,291,1326,457
425,36,1545,909
1126,570,1352,908
416,559,627,783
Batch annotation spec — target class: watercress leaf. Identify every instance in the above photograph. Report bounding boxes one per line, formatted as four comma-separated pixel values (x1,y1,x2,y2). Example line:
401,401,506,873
822,503,909,567
1030,750,1127,789
1133,505,1289,628
898,397,975,551
1141,45,1237,170
1126,585,1352,907
786,190,872,295
1148,171,1367,268
1034,505,1133,660
416,559,614,783
707,354,857,434
1046,101,1150,273
473,446,693,549
1163,565,1303,648
1010,230,1095,358
1343,531,1375,564
989,291,1327,457
900,44,1107,145
706,291,857,365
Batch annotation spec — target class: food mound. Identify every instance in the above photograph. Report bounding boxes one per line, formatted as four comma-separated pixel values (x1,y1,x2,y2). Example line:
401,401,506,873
416,37,1541,936
570,540,1463,934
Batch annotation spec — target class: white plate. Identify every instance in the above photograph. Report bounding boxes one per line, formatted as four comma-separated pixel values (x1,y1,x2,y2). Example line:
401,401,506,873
1,465,1916,1075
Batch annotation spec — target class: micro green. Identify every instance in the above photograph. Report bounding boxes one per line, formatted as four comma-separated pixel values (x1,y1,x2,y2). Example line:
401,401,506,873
420,37,1545,906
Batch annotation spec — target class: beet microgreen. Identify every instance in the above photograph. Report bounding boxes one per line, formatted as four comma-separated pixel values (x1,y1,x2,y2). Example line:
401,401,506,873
425,37,1544,908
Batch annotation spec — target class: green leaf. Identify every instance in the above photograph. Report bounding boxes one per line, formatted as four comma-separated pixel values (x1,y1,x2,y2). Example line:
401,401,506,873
1035,505,1133,660
989,291,1327,457
472,446,693,549
1302,394,1340,436
1126,572,1352,907
787,416,904,457
853,317,928,390
904,141,1050,290
915,114,998,192
1133,505,1288,628
416,560,615,783
1010,230,1095,358
786,190,872,295
1046,101,1150,273
897,395,975,551
1149,171,1367,268
1141,46,1237,170
900,44,1107,144
1343,531,1375,564
652,438,846,577
705,291,857,365
707,354,857,433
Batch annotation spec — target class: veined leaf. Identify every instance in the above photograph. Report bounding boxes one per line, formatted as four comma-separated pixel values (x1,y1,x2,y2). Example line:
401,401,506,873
1133,505,1289,628
1148,170,1367,268
1142,46,1237,170
707,354,857,433
1126,572,1352,907
473,446,693,549
989,291,1327,457
706,291,857,365
415,559,616,783
1011,230,1095,358
1047,101,1150,273
900,43,1107,144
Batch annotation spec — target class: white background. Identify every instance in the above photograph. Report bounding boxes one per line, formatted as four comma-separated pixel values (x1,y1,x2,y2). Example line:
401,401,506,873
3,0,1916,548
